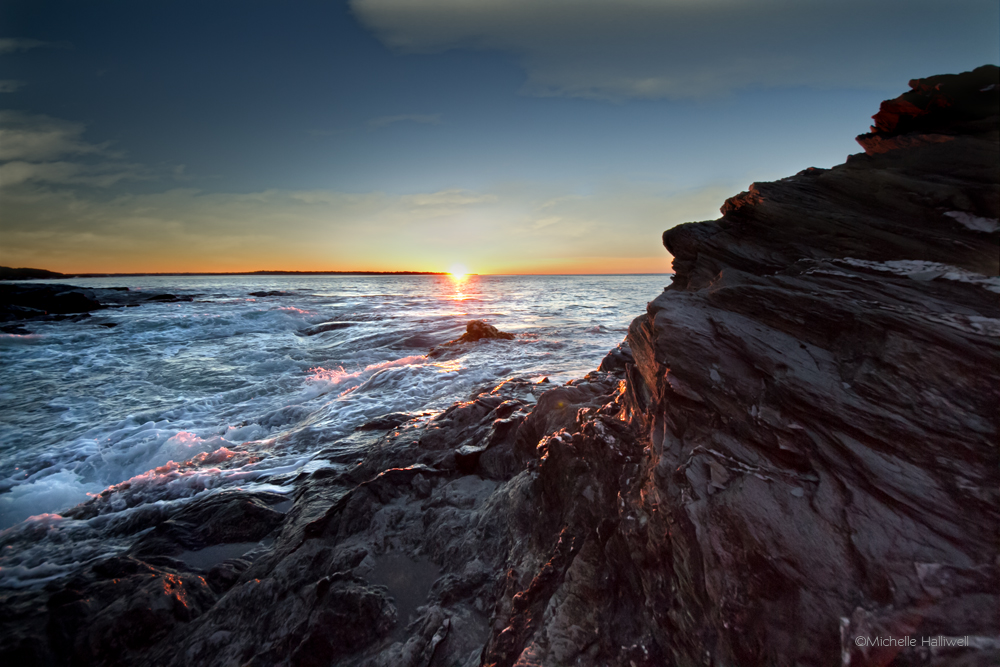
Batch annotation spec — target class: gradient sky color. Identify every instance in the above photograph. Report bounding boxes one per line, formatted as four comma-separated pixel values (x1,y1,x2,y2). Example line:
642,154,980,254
1,0,997,274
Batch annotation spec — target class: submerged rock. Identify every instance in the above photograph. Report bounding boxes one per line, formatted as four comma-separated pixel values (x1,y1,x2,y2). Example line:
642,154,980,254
143,293,195,303
301,320,357,336
248,290,290,297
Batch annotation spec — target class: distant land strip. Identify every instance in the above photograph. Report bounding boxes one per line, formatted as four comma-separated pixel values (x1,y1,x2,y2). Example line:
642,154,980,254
0,266,447,280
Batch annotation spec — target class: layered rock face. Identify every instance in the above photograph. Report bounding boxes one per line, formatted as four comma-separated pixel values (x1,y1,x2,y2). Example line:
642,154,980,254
632,64,999,665
1,67,996,667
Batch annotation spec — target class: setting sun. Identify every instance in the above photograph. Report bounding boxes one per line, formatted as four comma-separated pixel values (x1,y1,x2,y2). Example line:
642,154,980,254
448,264,469,280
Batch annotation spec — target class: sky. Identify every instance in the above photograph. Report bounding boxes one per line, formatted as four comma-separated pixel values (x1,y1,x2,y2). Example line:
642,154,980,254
0,0,997,275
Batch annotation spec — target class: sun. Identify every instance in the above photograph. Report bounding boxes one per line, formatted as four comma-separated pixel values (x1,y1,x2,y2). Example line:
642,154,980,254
448,263,469,281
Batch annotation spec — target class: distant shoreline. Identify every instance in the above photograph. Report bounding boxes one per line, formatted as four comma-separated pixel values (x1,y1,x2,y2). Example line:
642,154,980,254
1,266,673,280
66,271,450,277
0,268,448,279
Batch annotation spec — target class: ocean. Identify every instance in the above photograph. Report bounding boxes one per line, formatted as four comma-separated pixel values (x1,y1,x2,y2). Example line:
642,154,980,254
0,273,667,587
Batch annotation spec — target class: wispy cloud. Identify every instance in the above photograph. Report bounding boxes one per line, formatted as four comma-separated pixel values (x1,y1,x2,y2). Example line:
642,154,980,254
352,0,999,100
0,80,24,93
0,108,732,273
0,175,732,273
0,111,112,161
0,38,70,55
0,111,145,190
367,113,442,129
0,160,145,188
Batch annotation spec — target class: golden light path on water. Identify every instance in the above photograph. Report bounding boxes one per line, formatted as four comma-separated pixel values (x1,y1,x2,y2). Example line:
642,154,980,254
448,268,471,302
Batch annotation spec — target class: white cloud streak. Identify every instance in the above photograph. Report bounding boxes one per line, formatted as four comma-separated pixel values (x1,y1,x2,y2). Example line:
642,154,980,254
0,38,69,55
0,160,144,188
0,111,144,191
351,0,1000,100
0,111,111,162
0,180,729,273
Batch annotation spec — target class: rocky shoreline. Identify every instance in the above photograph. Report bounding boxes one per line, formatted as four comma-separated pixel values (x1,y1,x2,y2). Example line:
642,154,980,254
1,66,997,666
0,283,200,334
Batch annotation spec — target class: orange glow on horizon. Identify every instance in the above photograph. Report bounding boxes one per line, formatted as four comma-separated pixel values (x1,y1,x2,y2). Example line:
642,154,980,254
0,254,674,276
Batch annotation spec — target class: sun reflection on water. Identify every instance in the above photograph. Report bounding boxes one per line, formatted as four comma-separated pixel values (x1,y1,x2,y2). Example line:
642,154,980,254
447,269,475,301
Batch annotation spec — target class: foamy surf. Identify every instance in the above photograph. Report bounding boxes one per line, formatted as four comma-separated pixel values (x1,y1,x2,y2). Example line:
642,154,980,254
0,274,665,587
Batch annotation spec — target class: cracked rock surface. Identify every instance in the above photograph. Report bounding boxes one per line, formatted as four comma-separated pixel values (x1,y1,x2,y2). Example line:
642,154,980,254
1,66,997,667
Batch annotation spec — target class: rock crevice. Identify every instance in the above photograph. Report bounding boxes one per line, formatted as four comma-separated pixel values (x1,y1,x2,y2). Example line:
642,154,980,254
1,66,997,667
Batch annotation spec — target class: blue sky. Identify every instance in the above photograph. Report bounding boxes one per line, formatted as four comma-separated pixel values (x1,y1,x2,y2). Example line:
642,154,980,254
1,0,997,273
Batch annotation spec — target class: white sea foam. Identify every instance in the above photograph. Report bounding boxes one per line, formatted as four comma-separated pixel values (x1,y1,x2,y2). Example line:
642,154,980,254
0,274,664,538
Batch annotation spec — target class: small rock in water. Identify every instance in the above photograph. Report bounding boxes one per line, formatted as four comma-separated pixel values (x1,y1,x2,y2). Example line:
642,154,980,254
453,319,515,343
144,293,194,303
302,321,356,336
428,319,515,356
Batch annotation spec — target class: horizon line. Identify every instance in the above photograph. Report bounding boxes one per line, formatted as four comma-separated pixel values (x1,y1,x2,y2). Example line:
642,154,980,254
2,267,675,278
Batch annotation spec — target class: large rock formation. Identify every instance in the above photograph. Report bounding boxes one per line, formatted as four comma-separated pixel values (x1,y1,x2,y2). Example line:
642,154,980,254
631,64,1000,665
0,66,996,667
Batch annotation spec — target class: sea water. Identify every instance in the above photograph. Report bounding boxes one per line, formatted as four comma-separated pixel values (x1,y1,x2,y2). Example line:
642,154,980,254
0,274,666,587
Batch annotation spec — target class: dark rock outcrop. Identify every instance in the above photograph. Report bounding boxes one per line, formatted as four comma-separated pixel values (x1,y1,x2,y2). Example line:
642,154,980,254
0,283,197,330
0,283,104,321
448,320,516,344
429,320,517,357
597,340,633,372
0,266,66,280
638,65,999,665
856,64,998,155
1,67,996,667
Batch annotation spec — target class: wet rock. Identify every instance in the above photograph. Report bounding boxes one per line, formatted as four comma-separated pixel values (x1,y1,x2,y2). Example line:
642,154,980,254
597,341,633,373
285,582,396,667
430,320,516,356
630,66,999,666
0,283,192,324
128,492,285,558
248,290,289,297
206,557,252,593
355,412,416,431
301,320,357,336
0,284,103,320
2,66,996,667
144,293,194,303
455,319,516,343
